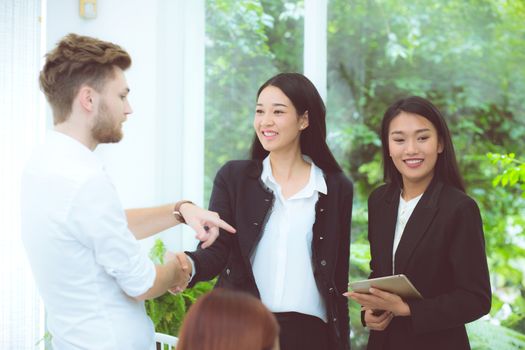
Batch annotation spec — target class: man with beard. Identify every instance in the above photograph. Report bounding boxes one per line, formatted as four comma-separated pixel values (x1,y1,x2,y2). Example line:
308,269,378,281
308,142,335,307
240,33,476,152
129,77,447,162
20,33,235,350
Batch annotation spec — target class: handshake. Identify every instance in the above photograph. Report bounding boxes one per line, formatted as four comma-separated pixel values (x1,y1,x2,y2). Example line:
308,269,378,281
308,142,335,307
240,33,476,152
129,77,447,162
164,251,193,295
141,202,235,299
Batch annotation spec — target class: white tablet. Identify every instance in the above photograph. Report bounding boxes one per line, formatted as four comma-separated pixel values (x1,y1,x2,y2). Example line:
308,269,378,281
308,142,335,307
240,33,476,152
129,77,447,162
348,274,423,299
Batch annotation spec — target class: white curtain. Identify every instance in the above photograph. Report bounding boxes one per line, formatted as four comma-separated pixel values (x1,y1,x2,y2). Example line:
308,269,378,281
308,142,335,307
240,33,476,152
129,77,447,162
0,0,45,349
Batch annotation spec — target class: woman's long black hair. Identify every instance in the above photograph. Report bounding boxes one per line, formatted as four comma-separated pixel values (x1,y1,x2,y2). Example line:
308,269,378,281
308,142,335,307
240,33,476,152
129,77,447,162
250,73,342,173
380,96,465,192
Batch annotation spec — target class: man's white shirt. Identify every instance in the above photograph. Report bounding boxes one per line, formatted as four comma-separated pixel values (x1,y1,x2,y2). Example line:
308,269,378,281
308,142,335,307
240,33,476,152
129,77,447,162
21,131,156,350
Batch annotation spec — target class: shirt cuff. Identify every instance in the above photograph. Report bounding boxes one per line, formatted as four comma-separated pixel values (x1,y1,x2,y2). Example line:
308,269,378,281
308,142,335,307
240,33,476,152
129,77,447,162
186,254,197,282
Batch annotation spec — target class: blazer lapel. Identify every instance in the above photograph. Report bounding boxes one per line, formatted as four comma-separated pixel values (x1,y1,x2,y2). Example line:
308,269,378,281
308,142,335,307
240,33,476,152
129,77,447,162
394,180,443,273
376,185,400,276
237,162,273,264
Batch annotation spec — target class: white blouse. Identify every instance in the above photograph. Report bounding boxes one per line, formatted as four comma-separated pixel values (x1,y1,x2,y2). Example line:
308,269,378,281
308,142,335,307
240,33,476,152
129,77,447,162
392,192,423,273
251,155,328,322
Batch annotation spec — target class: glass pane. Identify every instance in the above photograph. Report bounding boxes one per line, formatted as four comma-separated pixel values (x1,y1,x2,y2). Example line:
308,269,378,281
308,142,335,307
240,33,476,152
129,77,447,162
0,0,44,348
327,1,525,348
204,0,304,202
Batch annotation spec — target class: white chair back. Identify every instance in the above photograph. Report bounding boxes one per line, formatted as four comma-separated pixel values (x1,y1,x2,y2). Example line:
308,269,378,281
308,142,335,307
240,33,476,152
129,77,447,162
155,332,178,350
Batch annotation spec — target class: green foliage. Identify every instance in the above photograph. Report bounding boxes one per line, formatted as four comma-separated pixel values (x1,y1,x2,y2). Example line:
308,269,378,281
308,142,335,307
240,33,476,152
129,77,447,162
484,153,525,338
488,153,525,195
467,320,525,350
145,239,215,336
38,331,53,350
148,238,167,264
348,241,371,349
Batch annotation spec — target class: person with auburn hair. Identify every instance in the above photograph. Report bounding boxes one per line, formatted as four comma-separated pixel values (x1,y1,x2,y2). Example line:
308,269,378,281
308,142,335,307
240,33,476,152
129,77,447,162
177,289,280,350
178,73,353,350
21,33,235,350
346,96,491,349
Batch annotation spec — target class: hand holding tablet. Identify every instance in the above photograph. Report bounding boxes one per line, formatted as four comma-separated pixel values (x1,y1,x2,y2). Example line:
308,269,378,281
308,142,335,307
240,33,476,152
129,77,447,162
348,274,423,300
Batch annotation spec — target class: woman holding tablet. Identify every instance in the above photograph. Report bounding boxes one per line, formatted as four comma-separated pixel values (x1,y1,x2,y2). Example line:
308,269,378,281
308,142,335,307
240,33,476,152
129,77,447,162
183,73,353,350
346,96,491,349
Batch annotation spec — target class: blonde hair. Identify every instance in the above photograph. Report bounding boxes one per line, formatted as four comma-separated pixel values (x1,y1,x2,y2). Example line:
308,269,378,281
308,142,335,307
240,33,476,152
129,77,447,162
39,33,131,124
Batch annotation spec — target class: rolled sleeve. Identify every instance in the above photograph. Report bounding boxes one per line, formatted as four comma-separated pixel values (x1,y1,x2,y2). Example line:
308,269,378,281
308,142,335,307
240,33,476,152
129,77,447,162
67,173,156,297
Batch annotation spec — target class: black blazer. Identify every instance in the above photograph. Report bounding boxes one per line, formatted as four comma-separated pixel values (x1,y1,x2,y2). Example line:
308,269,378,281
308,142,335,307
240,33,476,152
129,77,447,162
186,160,353,350
365,179,491,350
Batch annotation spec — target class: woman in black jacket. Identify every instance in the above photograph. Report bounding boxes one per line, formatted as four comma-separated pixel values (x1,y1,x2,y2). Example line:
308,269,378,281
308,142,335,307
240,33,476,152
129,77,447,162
346,96,491,349
183,73,353,350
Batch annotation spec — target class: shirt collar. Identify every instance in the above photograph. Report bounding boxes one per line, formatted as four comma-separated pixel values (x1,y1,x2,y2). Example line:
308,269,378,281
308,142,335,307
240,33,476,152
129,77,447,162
260,156,273,186
399,192,423,211
261,155,327,198
48,130,104,169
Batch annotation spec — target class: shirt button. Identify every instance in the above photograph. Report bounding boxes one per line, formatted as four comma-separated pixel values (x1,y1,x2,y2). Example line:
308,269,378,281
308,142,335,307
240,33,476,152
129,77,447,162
319,236,324,240
253,222,259,226
329,287,334,293
264,198,270,202
226,268,231,275
320,260,327,266
333,317,337,322
320,208,325,212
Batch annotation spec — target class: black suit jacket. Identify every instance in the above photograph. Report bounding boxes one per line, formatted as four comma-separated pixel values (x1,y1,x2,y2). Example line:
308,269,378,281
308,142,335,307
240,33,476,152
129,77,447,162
186,160,353,350
365,179,491,350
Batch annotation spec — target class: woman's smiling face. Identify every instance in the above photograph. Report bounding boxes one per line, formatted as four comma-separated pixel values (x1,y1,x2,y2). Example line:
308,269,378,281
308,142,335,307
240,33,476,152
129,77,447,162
253,85,308,155
388,111,443,189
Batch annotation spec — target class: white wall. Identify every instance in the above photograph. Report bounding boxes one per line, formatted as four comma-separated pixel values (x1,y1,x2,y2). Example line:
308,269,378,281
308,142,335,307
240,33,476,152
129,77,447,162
45,0,204,251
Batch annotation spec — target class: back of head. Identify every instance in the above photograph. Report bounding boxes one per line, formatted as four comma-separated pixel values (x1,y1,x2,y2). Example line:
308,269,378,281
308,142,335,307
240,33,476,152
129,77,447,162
250,72,342,173
177,289,279,350
39,33,131,124
380,96,465,192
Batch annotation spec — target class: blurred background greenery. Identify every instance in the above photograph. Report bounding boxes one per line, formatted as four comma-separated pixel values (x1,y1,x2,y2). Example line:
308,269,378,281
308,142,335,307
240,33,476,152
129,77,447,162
151,0,525,348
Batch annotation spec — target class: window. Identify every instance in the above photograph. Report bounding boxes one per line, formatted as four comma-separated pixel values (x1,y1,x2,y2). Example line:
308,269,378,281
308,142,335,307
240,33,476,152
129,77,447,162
204,0,305,202
0,1,45,348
